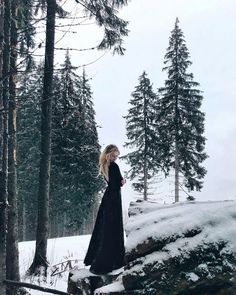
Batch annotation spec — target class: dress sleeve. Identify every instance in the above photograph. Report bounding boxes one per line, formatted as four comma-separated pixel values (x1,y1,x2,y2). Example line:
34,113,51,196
108,162,123,190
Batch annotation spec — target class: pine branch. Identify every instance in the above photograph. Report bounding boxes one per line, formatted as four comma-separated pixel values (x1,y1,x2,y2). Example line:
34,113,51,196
54,46,98,51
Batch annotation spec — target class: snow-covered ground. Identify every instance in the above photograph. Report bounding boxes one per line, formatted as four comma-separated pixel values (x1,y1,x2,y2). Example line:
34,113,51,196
19,235,91,294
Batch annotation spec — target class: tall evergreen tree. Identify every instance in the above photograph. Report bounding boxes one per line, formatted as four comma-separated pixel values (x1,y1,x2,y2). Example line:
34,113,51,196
0,1,11,294
123,71,159,200
6,0,20,289
158,18,208,202
17,57,104,240
29,0,129,276
0,0,37,291
0,2,6,294
29,0,57,276
50,52,103,236
17,63,42,241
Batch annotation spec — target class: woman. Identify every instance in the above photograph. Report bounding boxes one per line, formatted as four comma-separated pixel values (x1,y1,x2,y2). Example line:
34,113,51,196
83,144,126,275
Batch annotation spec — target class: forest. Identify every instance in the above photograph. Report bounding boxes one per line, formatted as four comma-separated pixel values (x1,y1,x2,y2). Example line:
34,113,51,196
0,0,210,294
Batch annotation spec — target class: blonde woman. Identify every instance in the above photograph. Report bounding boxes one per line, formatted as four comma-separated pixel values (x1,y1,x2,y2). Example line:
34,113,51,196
83,144,126,275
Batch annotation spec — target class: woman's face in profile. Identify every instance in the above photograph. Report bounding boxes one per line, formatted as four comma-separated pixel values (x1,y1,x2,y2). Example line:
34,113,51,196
110,152,119,162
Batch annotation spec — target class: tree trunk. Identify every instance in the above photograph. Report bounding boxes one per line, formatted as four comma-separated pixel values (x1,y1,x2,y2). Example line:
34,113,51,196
0,0,4,161
29,0,56,275
174,140,179,202
22,199,26,241
0,0,7,278
143,94,148,201
0,0,11,294
6,0,20,291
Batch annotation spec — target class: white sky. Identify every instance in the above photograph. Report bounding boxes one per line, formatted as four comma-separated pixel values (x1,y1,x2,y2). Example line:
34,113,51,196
53,0,236,204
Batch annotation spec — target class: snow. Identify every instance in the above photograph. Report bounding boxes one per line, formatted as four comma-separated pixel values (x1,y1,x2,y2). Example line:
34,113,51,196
125,200,236,254
186,272,199,282
18,199,236,294
95,281,125,294
121,199,236,282
19,235,91,294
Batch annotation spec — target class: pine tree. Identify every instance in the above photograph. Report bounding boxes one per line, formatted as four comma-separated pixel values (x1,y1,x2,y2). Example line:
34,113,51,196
7,0,21,287
0,2,6,293
17,63,43,241
123,71,159,200
29,0,129,276
50,52,103,236
0,1,11,294
28,0,57,275
76,69,104,223
158,18,208,202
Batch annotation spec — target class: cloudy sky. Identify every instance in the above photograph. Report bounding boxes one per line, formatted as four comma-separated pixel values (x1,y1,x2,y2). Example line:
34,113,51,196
55,0,236,204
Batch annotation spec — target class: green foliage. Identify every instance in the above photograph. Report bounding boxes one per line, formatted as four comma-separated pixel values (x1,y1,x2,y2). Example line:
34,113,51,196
17,53,103,240
75,0,129,55
158,18,208,191
122,71,160,196
50,52,104,232
17,63,43,240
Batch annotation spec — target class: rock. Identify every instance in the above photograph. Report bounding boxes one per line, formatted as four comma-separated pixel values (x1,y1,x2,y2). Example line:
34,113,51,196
121,200,236,294
68,200,236,294
67,268,122,295
125,227,202,263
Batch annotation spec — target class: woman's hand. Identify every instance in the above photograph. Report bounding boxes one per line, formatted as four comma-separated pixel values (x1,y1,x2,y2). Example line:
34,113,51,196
121,178,126,186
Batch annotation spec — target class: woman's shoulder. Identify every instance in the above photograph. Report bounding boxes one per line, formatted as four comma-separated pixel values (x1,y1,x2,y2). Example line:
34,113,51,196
109,161,119,168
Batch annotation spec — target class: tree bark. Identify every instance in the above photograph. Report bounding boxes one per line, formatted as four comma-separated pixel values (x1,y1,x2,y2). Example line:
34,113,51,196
174,140,179,202
6,0,20,291
0,1,11,294
22,199,26,241
29,0,56,275
0,0,4,161
143,94,148,201
174,36,180,203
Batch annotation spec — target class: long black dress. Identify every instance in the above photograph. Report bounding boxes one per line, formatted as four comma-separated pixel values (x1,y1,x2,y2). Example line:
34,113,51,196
83,161,125,274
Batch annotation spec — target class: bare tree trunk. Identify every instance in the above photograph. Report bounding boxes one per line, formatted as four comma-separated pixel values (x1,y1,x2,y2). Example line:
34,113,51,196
29,0,56,275
6,0,20,291
22,199,26,241
143,94,148,201
174,140,179,202
0,0,3,160
0,170,7,295
0,1,10,294
143,154,147,200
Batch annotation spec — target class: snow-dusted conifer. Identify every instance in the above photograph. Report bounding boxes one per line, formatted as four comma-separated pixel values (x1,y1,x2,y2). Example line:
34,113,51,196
50,52,103,235
123,71,159,200
158,18,208,202
17,63,42,240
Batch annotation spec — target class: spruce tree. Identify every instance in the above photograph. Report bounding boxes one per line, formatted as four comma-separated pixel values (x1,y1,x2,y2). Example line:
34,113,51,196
123,71,159,200
158,18,208,202
50,52,103,236
17,64,43,241
0,2,10,293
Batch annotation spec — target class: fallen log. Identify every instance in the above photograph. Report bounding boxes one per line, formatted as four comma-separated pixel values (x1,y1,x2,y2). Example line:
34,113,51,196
3,279,70,295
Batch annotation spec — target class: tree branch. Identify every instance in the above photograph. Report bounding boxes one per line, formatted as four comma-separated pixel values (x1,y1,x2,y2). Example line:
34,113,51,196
3,280,71,295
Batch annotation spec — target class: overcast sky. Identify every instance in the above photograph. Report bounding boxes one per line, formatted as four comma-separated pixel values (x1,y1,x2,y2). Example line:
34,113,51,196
56,0,236,205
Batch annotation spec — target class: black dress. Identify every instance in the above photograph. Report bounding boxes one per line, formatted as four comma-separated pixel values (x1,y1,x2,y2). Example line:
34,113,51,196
83,161,125,274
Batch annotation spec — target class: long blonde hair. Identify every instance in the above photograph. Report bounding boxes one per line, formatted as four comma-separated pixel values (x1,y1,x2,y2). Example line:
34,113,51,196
99,144,120,179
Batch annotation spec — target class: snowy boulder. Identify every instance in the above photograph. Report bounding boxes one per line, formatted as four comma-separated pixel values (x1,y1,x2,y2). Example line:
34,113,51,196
67,267,123,295
122,199,236,294
68,200,236,294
